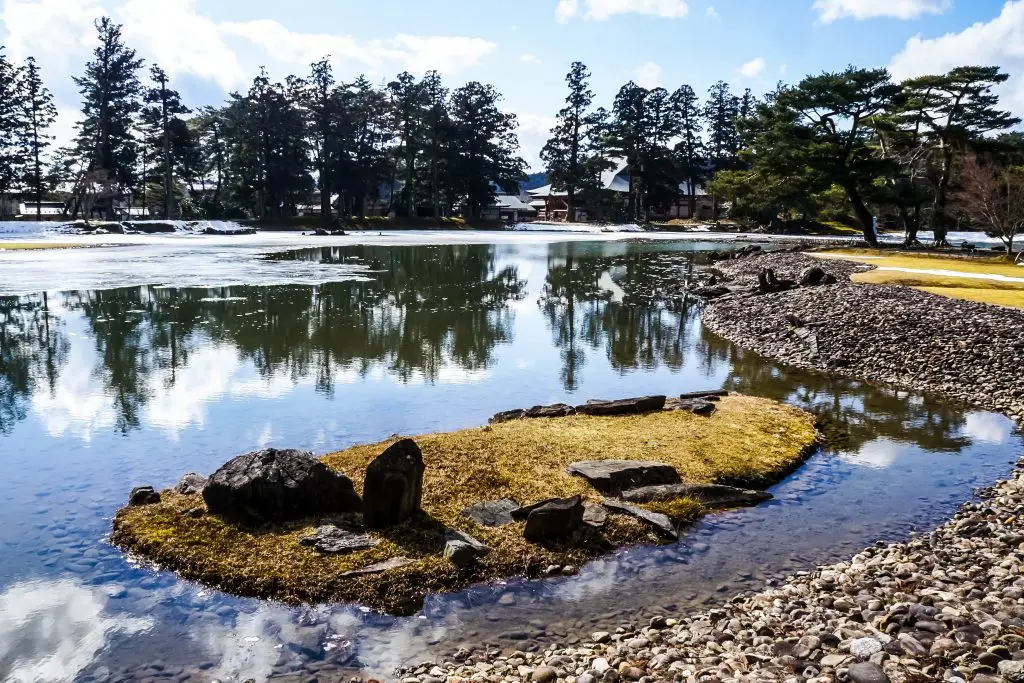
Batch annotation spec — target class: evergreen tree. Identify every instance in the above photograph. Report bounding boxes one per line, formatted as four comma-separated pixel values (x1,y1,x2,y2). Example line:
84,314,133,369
73,17,144,220
299,58,343,225
541,62,604,222
900,67,1020,244
603,81,650,220
142,65,190,218
447,82,525,219
419,71,450,218
671,84,704,217
703,81,740,171
20,56,57,219
388,71,427,217
0,47,28,204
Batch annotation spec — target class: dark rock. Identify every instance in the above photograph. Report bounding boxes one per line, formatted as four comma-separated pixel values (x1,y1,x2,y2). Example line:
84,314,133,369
690,285,731,299
489,409,526,424
129,486,161,506
847,662,890,683
575,395,666,417
202,448,361,525
757,267,797,294
603,499,677,539
461,499,520,527
340,556,413,577
300,525,378,554
583,503,608,529
523,496,585,542
444,531,489,568
799,266,828,286
363,439,425,529
173,473,207,495
314,228,330,236
445,529,489,553
567,460,681,494
674,398,717,416
678,390,728,401
524,403,576,419
620,483,773,508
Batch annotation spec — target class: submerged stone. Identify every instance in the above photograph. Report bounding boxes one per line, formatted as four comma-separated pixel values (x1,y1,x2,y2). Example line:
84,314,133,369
567,460,681,495
363,439,425,529
202,448,361,525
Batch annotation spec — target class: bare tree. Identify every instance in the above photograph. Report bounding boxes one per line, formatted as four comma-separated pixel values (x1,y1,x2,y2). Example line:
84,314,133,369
954,153,1024,259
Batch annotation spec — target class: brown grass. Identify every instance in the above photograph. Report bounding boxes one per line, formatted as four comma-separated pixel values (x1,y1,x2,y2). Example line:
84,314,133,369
112,395,818,614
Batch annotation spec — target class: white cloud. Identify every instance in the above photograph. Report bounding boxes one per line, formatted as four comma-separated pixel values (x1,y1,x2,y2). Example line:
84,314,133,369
556,0,689,22
513,111,557,171
632,60,662,88
705,5,720,20
889,1,1024,115
814,0,951,23
739,57,767,78
520,52,542,64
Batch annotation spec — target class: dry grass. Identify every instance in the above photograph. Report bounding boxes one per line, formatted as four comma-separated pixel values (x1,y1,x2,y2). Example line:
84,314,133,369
0,242,86,250
113,395,818,614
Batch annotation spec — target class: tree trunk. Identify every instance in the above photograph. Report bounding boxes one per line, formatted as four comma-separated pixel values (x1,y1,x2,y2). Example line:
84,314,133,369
162,82,174,220
930,148,955,246
843,182,878,246
566,187,576,223
899,206,917,245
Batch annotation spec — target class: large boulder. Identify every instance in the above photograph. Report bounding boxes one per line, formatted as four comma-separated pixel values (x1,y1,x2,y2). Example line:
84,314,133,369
574,396,666,417
362,439,425,529
567,460,681,495
523,496,585,542
202,448,361,525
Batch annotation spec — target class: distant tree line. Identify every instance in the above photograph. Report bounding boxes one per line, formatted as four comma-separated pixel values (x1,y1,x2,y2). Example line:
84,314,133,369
0,17,527,223
541,62,1023,250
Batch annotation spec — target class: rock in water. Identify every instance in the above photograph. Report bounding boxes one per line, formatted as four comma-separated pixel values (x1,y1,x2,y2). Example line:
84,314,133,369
174,473,207,495
847,662,890,683
602,500,677,539
363,439,425,529
300,525,378,554
574,396,667,417
619,483,772,508
461,499,520,527
523,496,585,542
202,448,361,525
567,460,681,495
129,486,161,506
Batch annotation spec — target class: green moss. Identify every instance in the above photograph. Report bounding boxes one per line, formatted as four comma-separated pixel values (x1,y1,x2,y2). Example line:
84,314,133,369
112,395,819,614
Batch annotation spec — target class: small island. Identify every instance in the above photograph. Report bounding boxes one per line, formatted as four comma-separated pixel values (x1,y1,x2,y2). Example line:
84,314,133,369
112,393,818,615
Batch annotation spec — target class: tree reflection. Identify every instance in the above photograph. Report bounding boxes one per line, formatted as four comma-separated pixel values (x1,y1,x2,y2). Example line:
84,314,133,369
0,294,69,433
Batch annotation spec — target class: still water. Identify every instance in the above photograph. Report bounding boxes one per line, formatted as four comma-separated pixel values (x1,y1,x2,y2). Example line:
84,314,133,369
0,238,1019,682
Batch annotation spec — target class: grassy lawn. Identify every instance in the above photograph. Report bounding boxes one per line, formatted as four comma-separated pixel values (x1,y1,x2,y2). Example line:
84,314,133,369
113,394,818,614
814,249,1024,308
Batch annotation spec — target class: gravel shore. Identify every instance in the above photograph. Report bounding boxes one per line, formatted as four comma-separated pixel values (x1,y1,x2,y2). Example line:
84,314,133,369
401,252,1024,683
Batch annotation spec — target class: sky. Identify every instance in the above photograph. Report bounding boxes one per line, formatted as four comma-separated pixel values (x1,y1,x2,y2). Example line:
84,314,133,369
0,0,1022,170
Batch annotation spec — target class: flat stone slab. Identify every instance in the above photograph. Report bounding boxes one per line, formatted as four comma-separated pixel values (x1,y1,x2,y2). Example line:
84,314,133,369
524,403,576,419
574,396,667,417
603,500,677,540
567,460,681,495
341,556,413,577
619,483,772,508
461,499,520,527
489,409,526,424
300,525,379,555
678,390,728,401
444,529,490,553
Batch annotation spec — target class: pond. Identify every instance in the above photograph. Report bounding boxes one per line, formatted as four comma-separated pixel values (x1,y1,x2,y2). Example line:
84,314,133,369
0,237,1018,682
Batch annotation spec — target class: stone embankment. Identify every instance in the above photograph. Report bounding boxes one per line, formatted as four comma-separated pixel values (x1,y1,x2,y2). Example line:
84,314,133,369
402,469,1024,683
402,251,1024,683
704,252,1024,423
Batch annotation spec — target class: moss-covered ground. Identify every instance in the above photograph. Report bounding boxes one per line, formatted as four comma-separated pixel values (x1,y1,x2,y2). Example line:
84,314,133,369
112,394,818,614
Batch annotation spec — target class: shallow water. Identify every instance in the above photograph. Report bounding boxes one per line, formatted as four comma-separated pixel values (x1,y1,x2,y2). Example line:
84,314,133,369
0,237,1019,682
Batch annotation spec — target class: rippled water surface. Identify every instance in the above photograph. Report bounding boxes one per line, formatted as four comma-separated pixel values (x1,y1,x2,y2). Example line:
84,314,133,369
0,236,1019,682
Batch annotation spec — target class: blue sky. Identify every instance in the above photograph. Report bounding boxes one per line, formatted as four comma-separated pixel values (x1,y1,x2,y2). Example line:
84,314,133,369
1,0,1022,169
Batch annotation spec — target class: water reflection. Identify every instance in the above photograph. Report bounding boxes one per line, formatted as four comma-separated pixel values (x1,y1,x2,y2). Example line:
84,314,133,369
0,240,1020,681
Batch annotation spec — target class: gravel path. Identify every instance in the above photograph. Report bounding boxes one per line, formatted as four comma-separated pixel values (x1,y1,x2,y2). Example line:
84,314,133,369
400,252,1024,683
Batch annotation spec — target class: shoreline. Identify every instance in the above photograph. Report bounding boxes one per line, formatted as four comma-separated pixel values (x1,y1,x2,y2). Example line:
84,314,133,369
401,251,1024,683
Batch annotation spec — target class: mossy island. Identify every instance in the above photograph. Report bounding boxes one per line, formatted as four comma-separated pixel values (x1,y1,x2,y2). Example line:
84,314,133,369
112,393,819,615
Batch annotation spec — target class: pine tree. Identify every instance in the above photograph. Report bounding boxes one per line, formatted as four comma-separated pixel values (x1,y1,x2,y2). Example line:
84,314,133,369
541,62,603,222
387,71,427,218
73,17,144,219
671,84,704,217
703,81,740,171
20,57,56,219
142,65,190,218
0,47,28,205
300,58,342,226
603,82,649,220
419,71,449,218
